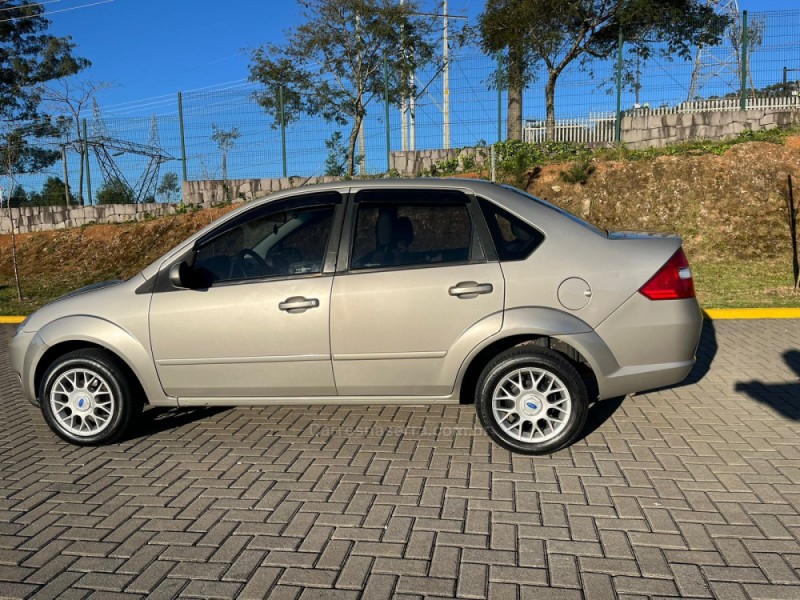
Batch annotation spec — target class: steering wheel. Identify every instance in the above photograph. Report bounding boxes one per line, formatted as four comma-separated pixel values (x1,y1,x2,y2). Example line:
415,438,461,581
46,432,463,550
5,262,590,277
230,249,270,279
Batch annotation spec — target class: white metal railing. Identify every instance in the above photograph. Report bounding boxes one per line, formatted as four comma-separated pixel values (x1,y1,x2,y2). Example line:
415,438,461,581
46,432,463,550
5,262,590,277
629,94,800,116
523,112,617,144
523,95,800,144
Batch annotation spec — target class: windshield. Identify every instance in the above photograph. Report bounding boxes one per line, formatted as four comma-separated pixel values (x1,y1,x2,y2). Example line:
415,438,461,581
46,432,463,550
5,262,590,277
501,185,607,237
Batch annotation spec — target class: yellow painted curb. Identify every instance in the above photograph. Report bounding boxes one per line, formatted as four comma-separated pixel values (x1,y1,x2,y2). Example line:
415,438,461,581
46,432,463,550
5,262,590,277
0,316,24,324
703,308,800,320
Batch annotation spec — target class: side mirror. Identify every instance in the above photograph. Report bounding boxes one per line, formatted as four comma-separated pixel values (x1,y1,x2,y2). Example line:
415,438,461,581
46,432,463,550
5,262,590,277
169,261,188,289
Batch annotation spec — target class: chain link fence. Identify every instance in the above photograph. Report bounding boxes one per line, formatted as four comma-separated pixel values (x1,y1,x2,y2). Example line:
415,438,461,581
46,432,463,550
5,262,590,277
4,8,800,205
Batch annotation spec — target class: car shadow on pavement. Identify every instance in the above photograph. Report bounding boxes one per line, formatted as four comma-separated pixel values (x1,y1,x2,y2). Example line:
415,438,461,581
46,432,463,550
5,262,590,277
735,349,800,420
578,395,625,441
681,317,718,386
125,406,231,441
575,319,719,442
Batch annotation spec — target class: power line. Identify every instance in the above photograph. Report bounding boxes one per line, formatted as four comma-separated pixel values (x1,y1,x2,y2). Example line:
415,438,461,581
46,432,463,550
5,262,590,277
0,0,62,13
0,0,113,24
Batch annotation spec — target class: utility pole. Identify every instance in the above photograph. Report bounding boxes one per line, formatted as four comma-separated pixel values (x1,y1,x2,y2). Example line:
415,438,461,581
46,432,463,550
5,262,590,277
443,0,450,149
61,145,70,206
403,8,466,151
400,0,408,152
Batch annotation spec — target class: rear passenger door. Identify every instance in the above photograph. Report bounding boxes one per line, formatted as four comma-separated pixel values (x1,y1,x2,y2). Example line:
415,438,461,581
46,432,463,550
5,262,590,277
329,188,505,397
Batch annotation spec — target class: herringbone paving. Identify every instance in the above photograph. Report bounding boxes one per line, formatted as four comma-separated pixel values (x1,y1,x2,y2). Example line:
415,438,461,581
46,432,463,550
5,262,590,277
0,320,799,599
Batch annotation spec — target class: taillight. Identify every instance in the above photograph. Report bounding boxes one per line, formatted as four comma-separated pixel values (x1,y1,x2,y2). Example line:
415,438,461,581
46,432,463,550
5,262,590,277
639,248,695,300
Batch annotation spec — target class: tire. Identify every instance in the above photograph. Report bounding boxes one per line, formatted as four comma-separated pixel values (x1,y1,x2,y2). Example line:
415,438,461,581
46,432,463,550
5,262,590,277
39,349,142,446
475,346,589,455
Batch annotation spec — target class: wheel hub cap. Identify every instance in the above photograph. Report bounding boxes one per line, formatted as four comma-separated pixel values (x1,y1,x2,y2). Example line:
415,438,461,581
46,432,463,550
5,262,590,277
491,366,572,444
50,368,115,437
519,393,543,417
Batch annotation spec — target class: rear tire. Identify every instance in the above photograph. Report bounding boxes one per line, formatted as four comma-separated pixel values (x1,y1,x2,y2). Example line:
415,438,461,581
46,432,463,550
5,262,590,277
475,346,588,455
39,349,142,446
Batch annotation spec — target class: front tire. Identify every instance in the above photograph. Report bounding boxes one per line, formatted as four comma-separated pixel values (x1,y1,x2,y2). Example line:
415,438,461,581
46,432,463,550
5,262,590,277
39,349,141,446
475,346,589,455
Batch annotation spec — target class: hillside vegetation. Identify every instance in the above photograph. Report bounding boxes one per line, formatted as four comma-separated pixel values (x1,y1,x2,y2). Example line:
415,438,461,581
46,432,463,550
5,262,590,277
1,136,799,314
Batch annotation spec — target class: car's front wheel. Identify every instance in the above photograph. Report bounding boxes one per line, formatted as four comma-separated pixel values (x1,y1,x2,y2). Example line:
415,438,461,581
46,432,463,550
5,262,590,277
39,349,141,445
475,346,589,455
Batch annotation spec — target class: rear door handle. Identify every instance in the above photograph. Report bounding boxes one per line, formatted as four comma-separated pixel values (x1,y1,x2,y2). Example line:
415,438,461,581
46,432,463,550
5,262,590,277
449,281,493,299
279,296,319,313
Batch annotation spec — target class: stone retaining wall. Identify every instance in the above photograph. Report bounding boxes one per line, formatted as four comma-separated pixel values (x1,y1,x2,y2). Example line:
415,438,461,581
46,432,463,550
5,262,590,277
0,202,178,235
391,108,800,175
1,175,345,235
621,108,799,148
181,175,342,206
389,147,487,178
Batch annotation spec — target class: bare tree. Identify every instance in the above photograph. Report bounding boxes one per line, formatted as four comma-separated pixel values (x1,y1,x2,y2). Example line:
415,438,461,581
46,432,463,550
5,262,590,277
211,125,240,201
42,79,114,205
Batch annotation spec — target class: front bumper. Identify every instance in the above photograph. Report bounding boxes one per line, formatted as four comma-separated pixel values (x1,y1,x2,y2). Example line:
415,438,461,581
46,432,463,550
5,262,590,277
9,330,42,406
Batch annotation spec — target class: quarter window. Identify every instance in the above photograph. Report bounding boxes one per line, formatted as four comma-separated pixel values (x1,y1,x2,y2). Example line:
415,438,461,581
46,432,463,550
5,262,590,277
351,190,474,270
479,197,544,261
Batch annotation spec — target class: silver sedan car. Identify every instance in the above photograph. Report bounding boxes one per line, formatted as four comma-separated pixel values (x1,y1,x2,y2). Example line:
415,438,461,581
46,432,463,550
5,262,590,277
10,179,702,454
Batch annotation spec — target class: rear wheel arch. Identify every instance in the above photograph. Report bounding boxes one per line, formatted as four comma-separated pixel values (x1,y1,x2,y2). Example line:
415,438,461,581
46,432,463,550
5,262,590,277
459,335,598,405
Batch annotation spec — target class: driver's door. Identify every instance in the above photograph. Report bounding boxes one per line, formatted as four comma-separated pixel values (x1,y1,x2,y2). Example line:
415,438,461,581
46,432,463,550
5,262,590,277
148,192,343,399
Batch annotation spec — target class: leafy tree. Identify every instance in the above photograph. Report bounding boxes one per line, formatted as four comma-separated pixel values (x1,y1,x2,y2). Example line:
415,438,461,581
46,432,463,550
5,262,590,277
96,177,135,205
8,186,28,208
29,176,76,206
324,132,348,177
248,0,439,177
211,125,239,197
479,0,729,140
0,1,89,178
157,172,181,202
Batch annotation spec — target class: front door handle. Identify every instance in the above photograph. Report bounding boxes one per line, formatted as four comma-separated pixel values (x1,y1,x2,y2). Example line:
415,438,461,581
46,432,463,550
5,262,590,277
449,281,493,299
279,296,320,313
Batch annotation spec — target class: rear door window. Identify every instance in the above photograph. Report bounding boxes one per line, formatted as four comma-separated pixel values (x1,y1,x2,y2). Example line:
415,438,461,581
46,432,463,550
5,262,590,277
350,189,476,270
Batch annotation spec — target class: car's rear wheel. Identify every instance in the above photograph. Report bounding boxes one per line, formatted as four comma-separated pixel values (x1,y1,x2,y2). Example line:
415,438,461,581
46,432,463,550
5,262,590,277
475,346,589,455
39,349,141,446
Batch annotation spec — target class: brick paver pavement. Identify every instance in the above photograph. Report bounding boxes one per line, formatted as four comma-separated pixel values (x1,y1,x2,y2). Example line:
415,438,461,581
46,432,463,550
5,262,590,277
0,319,799,599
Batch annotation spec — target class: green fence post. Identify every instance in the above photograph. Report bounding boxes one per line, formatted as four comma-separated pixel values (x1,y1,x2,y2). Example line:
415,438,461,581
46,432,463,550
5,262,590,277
279,85,287,178
177,92,188,182
384,57,391,174
740,10,748,111
615,28,623,144
82,118,93,206
497,51,502,143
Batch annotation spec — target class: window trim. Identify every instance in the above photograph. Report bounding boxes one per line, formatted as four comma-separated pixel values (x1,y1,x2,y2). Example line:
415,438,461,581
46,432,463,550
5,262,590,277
339,188,487,275
157,192,345,291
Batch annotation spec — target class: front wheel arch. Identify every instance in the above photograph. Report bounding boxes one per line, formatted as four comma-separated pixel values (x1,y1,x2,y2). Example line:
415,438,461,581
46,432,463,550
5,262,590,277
38,348,144,445
35,341,148,407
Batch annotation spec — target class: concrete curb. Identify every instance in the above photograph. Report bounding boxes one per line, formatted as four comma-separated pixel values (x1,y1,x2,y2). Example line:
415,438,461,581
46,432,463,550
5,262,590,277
702,308,800,320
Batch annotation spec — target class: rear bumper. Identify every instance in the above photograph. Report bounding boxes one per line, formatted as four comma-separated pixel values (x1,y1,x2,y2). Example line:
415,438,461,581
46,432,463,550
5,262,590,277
558,294,702,399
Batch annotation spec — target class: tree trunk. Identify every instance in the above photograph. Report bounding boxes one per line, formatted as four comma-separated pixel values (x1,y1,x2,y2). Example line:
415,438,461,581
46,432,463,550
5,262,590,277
507,85,522,141
347,115,363,178
506,47,523,140
545,71,558,142
222,152,227,189
76,117,84,205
